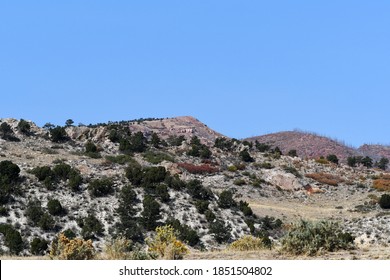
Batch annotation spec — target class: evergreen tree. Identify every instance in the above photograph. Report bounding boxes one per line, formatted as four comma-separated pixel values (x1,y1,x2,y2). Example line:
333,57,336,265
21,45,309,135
141,195,161,230
327,154,339,164
377,157,389,170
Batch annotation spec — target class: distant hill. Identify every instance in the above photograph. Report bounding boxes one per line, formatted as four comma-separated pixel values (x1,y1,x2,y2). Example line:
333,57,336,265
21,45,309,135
358,144,390,161
246,131,361,162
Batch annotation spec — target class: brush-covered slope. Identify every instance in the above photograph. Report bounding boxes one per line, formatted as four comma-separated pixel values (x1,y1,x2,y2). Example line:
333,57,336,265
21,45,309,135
246,131,360,162
358,144,390,161
1,117,390,259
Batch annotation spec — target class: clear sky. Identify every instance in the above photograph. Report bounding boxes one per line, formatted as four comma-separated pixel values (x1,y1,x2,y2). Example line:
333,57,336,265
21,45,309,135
1,1,389,147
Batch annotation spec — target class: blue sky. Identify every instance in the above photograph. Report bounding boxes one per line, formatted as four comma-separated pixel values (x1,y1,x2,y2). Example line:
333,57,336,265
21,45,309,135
1,1,389,147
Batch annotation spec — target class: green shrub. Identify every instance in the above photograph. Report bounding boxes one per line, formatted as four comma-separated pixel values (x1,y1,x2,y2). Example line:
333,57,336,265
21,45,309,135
194,200,209,214
239,201,253,216
186,180,213,201
30,237,48,255
233,179,246,186
150,132,161,148
165,175,186,191
167,135,185,146
281,220,354,255
31,166,54,181
347,156,357,167
78,214,104,240
259,162,273,169
62,229,76,239
88,177,115,197
53,163,72,180
0,122,13,136
141,195,161,230
38,212,55,231
84,141,101,158
0,160,20,183
143,166,167,185
0,206,8,216
85,140,98,153
105,155,136,165
1,123,20,141
116,185,143,242
227,165,238,172
260,216,283,231
50,126,69,143
187,136,212,159
0,160,20,203
288,150,297,157
17,119,31,135
245,219,255,233
204,210,216,223
379,194,390,209
283,166,302,178
240,149,254,162
68,171,83,191
125,162,143,186
156,184,170,202
166,218,201,247
25,199,45,225
377,157,389,170
0,224,24,254
218,190,236,209
214,137,234,151
119,132,147,154
47,199,64,216
327,154,339,164
32,163,82,191
209,219,231,244
143,151,174,164
255,141,271,152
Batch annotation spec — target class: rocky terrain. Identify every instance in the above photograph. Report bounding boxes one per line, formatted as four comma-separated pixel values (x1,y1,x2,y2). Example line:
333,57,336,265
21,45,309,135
0,117,390,259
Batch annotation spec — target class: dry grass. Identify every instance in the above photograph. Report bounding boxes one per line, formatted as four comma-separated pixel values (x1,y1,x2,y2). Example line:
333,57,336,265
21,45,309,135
373,178,390,191
186,245,390,260
229,235,271,251
315,158,329,164
305,172,344,186
178,163,219,174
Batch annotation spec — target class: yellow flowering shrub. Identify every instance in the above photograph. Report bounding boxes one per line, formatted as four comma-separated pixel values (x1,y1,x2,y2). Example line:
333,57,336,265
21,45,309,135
50,233,95,260
147,225,188,260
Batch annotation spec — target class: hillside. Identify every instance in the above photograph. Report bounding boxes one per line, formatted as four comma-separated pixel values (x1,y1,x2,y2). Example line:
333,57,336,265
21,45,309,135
0,117,390,260
358,144,390,161
246,131,362,163
128,116,224,145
